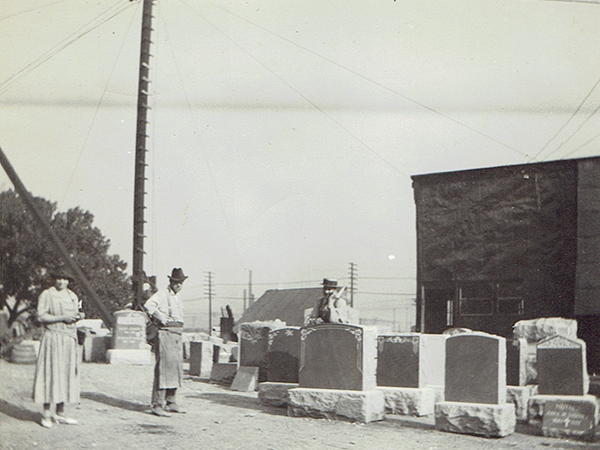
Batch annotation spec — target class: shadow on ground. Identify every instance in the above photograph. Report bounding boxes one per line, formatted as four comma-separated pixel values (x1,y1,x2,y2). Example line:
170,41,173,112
0,399,40,424
185,392,287,416
80,392,148,413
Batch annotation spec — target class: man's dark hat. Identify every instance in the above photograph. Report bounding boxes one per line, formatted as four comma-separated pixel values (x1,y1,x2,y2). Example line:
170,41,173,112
168,268,188,282
322,278,338,289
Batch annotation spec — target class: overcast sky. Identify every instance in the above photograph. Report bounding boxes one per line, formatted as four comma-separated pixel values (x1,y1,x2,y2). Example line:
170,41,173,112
1,0,599,328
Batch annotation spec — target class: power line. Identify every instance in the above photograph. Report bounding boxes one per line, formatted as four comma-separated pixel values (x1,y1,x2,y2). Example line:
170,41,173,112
193,0,529,160
0,0,131,96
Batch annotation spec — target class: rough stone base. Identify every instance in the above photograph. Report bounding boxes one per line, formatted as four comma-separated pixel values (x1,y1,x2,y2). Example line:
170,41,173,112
210,363,237,385
430,385,445,403
527,394,599,440
435,401,516,438
377,387,435,416
106,348,152,365
288,388,385,423
507,385,538,422
258,382,299,407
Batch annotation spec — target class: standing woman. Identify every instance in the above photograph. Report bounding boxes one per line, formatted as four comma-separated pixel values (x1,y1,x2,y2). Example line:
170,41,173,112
32,272,82,428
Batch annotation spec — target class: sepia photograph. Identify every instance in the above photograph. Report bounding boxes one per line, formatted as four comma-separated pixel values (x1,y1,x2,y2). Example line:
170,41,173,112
1,0,599,448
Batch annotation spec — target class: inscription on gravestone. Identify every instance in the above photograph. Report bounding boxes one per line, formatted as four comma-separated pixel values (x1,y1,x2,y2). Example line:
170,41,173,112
299,324,376,391
537,336,587,396
267,327,300,383
542,400,595,437
445,333,506,405
112,310,147,349
376,335,419,388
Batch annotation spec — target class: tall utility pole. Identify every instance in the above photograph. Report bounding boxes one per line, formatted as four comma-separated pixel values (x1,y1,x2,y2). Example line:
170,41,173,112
348,262,357,308
205,272,214,334
132,0,155,310
248,270,255,305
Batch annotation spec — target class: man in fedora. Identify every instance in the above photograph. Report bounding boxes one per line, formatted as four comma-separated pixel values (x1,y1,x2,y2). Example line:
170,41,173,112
144,268,188,417
307,278,350,325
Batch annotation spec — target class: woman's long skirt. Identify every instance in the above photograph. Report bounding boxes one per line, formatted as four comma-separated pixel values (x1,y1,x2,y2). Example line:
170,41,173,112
32,331,80,404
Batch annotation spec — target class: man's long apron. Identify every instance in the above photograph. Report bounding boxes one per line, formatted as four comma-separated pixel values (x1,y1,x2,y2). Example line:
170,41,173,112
156,327,183,389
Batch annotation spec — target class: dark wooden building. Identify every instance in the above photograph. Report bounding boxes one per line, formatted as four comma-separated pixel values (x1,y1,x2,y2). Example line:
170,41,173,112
412,156,600,374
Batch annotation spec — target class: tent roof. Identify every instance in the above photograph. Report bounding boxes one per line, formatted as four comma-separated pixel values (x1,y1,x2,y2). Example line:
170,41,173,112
234,287,322,331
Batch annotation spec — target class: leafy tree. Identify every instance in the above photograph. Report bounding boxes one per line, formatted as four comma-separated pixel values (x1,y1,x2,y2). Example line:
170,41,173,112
0,189,132,328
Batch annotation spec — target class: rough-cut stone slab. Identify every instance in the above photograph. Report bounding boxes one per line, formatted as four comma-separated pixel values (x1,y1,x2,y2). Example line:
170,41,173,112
513,317,578,343
231,366,259,392
435,402,516,437
376,387,434,416
288,388,384,423
106,348,152,365
507,385,538,422
210,362,237,385
258,382,299,407
299,324,377,391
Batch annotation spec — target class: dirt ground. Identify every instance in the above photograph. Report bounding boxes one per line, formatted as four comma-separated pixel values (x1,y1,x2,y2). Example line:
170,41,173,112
0,358,598,450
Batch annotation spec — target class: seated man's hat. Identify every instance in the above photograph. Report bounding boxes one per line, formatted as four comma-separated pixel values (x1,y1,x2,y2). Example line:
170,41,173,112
322,278,338,289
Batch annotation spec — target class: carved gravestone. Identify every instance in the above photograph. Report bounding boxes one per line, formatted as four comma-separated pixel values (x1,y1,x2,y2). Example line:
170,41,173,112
445,333,506,405
239,323,272,382
537,335,588,396
376,334,446,389
299,324,377,391
267,327,301,383
377,335,419,388
506,338,527,387
112,310,147,350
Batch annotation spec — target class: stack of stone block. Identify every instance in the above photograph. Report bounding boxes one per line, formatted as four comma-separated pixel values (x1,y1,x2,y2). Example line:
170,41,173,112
527,334,598,440
375,333,446,416
287,324,384,423
258,327,301,406
434,332,516,437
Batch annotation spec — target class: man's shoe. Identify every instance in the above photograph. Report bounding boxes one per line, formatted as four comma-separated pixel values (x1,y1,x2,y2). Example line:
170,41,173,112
151,406,172,417
52,415,78,425
164,403,186,414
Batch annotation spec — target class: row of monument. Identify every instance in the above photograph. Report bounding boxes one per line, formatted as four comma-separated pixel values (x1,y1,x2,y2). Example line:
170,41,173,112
213,316,598,441
75,295,598,441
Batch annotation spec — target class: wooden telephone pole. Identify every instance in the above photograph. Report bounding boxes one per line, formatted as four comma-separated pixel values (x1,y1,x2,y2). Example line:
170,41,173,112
132,0,155,309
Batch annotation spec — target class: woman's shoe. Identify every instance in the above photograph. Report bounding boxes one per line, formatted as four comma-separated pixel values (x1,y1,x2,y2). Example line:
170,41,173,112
41,417,53,428
53,415,78,425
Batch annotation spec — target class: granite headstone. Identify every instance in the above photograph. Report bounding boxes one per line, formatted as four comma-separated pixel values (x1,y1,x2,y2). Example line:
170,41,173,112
376,334,419,388
537,335,588,396
239,323,272,382
112,310,147,350
445,332,506,405
299,324,377,391
267,327,301,383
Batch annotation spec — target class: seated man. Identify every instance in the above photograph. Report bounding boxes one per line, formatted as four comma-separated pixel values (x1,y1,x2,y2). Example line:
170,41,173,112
306,278,350,325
